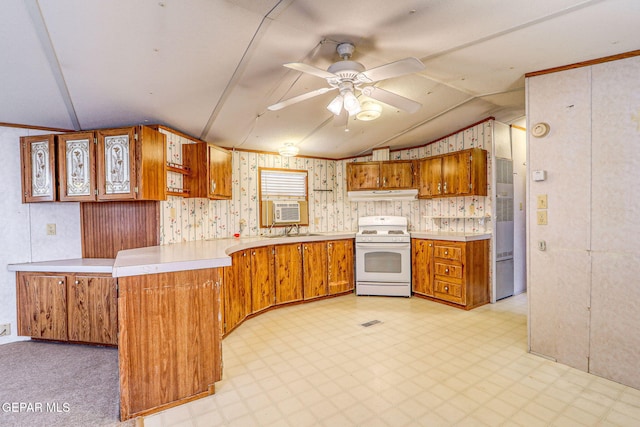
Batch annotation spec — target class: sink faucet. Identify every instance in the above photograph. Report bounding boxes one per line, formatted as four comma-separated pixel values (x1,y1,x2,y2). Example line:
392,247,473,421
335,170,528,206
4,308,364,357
285,224,299,236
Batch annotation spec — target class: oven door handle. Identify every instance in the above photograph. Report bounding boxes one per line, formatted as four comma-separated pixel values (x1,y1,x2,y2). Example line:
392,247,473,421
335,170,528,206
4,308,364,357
356,242,411,250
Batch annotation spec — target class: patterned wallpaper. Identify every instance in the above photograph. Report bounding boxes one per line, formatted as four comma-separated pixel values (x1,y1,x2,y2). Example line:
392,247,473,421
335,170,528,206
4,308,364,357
158,120,493,244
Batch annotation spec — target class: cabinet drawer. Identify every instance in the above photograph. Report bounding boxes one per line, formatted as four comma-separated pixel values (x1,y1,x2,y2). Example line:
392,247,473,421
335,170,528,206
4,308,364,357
434,262,462,279
433,244,462,262
433,280,464,304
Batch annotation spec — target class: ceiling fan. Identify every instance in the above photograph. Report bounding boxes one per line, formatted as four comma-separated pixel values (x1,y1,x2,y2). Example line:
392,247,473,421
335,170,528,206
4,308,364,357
267,43,426,118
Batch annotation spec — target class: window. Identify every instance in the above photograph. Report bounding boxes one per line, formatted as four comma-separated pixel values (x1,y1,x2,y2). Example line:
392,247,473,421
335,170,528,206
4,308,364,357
259,168,309,227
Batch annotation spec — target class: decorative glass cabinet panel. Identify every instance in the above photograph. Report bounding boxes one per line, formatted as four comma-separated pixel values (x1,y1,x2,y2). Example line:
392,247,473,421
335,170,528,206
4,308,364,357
58,132,96,201
97,128,137,200
20,135,57,203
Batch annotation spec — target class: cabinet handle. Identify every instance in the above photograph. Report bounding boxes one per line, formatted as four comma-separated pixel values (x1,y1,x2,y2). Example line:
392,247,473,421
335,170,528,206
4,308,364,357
243,252,247,257
328,243,332,248
444,286,449,292
437,182,441,193
444,250,449,255
444,182,447,193
298,246,302,252
376,177,380,187
445,268,449,273
75,280,80,285
428,243,432,247
252,251,255,256
210,180,217,193
383,177,387,187
58,280,64,285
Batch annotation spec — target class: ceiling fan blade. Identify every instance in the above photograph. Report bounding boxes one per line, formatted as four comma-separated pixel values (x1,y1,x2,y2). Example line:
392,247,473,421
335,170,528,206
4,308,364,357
361,86,422,113
284,62,337,80
357,57,425,83
267,87,335,111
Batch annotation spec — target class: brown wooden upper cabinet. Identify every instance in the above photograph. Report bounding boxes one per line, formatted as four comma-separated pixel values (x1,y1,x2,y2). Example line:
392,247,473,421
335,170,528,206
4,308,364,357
182,142,232,199
20,135,57,203
21,126,166,202
346,160,416,191
417,148,487,198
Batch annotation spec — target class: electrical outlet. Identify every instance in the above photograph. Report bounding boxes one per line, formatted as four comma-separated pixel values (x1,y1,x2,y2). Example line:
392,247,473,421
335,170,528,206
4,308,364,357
537,210,548,225
0,323,10,336
46,223,56,235
538,240,547,251
537,194,548,209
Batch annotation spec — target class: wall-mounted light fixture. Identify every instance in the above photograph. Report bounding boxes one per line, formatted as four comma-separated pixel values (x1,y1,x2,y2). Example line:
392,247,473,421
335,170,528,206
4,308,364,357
278,143,299,157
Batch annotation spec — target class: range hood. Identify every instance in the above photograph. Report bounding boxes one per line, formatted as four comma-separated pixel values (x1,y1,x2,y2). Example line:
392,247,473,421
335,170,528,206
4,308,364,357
347,189,418,202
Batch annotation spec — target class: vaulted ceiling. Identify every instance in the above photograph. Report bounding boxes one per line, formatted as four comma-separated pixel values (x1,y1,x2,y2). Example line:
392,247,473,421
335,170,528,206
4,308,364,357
2,0,639,158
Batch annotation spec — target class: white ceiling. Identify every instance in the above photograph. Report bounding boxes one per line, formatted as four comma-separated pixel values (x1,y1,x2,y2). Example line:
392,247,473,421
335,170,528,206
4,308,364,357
2,0,639,158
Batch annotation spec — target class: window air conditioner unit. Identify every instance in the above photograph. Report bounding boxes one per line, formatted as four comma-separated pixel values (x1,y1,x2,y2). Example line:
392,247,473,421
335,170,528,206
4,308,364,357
273,201,300,223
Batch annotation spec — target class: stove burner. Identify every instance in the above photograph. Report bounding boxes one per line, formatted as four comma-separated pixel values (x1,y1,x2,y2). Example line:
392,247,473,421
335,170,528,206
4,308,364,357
361,230,377,234
388,230,405,235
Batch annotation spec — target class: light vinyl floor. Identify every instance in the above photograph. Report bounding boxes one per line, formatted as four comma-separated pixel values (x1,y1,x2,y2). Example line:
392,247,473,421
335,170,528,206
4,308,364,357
143,293,640,426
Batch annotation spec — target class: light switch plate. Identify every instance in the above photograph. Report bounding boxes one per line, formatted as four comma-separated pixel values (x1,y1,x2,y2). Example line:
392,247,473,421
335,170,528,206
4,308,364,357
537,210,548,225
46,223,56,235
537,194,548,209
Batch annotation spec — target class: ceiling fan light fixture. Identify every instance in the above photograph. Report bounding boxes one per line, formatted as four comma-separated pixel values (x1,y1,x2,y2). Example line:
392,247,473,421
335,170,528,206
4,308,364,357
343,91,360,115
326,95,343,116
278,143,299,157
356,101,382,121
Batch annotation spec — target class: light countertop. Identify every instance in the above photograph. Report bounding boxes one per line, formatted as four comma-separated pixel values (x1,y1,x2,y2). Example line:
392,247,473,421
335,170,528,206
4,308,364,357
410,231,492,242
8,231,490,278
7,258,114,274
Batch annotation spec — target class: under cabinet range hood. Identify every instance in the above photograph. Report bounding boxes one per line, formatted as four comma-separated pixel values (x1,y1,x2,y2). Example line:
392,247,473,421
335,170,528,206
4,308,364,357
347,189,418,202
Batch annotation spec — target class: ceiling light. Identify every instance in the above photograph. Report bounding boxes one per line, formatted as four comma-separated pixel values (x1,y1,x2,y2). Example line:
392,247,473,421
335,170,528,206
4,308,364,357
356,101,382,121
326,95,343,116
343,91,361,115
278,143,299,157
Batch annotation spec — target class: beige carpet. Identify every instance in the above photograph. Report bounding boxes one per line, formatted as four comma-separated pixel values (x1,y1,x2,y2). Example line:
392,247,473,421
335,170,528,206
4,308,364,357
0,340,134,427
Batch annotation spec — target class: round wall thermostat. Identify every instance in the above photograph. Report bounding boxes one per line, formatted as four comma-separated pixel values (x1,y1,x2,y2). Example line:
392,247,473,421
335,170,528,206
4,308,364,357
532,122,550,138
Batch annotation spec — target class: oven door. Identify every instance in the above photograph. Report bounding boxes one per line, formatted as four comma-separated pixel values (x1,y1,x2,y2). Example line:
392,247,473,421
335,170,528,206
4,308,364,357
355,242,411,283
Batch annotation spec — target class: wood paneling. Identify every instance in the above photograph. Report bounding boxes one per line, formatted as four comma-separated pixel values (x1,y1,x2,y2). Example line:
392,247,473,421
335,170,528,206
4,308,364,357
411,239,433,297
118,268,222,420
81,201,159,258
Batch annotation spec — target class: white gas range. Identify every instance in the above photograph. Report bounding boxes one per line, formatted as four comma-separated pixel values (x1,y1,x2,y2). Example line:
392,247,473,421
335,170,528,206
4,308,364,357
355,216,411,297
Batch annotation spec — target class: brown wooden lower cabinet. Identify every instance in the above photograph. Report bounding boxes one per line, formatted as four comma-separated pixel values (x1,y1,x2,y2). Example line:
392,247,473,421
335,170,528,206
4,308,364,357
118,268,222,420
411,238,489,310
327,239,354,294
303,242,328,300
16,272,117,345
275,243,304,304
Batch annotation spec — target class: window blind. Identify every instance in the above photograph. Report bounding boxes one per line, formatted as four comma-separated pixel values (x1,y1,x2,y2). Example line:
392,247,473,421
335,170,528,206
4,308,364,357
260,169,307,199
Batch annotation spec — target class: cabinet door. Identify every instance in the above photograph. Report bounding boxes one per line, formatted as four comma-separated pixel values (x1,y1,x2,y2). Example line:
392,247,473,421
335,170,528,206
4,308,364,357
21,274,68,340
302,242,328,300
251,246,274,313
225,251,250,333
208,145,232,199
96,127,137,200
459,148,487,196
417,157,442,197
346,162,380,190
380,161,415,189
441,153,460,195
411,239,434,296
275,243,303,304
68,275,118,345
327,240,354,294
58,132,97,201
136,125,167,201
20,135,57,203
